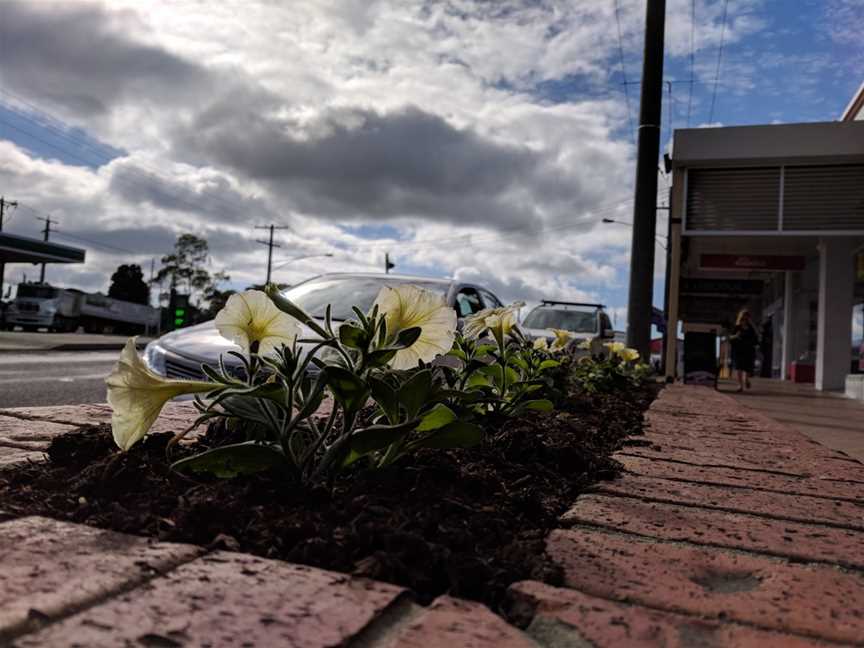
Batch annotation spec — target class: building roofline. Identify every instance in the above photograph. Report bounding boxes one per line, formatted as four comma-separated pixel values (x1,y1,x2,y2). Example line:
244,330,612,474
841,81,864,122
671,120,864,168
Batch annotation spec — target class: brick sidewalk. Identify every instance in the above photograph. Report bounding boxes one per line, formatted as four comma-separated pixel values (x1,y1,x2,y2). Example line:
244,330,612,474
1,386,863,646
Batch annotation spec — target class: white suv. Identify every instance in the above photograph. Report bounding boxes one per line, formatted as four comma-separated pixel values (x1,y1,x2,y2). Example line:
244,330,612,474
521,300,615,356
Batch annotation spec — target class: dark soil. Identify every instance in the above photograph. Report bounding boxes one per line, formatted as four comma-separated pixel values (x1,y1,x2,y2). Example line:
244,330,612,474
0,385,658,613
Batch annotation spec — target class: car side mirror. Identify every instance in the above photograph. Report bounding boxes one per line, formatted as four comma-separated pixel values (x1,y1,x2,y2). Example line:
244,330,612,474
601,327,615,339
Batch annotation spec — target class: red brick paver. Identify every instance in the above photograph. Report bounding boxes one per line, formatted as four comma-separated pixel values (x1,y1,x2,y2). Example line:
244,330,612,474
547,527,864,644
380,596,538,648
619,453,864,503
3,387,864,646
0,517,201,643
593,472,864,529
14,551,407,648
509,581,834,648
510,384,864,647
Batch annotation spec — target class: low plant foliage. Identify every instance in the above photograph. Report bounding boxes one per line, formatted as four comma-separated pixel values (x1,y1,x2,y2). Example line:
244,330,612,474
570,341,652,395
105,285,648,486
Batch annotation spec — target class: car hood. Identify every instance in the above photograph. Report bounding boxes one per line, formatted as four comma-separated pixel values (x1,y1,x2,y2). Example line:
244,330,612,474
158,319,324,362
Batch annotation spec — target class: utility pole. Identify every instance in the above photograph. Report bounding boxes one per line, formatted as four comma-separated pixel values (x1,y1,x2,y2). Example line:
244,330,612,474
626,0,666,360
36,215,58,284
385,252,395,274
0,197,19,298
255,224,289,286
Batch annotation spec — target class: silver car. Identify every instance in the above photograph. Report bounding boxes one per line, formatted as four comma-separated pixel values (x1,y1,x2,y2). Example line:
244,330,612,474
521,300,615,356
143,272,505,379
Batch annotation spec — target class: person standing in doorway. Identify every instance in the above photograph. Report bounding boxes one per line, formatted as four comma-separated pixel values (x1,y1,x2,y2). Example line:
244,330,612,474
730,309,759,392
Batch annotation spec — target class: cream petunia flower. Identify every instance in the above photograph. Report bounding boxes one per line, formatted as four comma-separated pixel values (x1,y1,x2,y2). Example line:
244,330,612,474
215,290,301,357
550,328,576,351
373,284,457,370
576,339,592,351
462,302,524,340
533,337,549,351
603,341,626,355
619,347,640,362
107,339,213,451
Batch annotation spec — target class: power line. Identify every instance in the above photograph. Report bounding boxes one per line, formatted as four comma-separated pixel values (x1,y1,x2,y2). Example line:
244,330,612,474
49,230,138,255
337,196,635,253
613,0,635,144
686,0,696,126
708,0,730,124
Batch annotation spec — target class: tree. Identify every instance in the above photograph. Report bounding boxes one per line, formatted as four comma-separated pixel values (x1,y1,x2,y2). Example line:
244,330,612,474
108,264,150,305
155,234,230,314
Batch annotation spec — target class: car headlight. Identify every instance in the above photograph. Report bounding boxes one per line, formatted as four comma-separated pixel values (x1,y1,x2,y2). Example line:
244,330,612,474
143,341,168,375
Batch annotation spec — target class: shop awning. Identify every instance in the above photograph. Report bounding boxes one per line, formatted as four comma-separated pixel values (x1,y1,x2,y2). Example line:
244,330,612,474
0,232,85,264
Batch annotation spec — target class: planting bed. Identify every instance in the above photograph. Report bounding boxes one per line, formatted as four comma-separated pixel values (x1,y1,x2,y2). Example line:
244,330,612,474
0,386,656,613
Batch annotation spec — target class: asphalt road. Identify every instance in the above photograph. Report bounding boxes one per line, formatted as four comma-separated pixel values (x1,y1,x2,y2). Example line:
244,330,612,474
0,351,118,408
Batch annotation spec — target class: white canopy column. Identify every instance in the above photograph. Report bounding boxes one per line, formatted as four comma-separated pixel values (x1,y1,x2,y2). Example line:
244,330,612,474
815,238,855,390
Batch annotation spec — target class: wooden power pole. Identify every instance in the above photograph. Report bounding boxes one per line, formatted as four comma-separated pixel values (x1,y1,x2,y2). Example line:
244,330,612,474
626,0,666,360
255,224,290,286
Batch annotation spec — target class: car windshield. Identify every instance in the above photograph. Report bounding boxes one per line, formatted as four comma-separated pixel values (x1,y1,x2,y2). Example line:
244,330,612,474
17,285,59,299
283,276,449,321
523,308,597,333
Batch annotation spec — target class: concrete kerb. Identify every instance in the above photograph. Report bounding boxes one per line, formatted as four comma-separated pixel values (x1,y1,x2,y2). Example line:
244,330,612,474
0,332,151,354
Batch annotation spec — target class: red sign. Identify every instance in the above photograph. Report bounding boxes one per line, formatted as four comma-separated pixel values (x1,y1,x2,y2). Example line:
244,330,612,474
700,254,806,271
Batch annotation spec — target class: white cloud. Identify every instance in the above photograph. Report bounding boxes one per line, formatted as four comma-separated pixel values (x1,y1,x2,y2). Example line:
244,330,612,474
0,0,779,309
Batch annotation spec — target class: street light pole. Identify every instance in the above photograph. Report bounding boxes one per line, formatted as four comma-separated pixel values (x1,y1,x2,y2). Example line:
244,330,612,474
602,217,667,250
626,0,666,359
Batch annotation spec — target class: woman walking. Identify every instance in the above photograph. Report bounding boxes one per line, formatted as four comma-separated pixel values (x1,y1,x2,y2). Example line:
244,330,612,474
730,309,759,392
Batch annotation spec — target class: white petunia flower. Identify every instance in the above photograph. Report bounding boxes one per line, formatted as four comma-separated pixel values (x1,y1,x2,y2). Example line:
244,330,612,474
603,341,626,356
462,302,524,341
215,290,301,357
550,328,576,351
619,347,640,362
533,337,549,351
373,284,457,370
106,339,212,451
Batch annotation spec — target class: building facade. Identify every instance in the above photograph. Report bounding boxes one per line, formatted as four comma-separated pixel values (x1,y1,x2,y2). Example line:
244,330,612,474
665,86,864,396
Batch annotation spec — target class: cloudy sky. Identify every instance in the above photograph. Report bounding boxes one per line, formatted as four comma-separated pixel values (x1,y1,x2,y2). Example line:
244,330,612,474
0,0,861,322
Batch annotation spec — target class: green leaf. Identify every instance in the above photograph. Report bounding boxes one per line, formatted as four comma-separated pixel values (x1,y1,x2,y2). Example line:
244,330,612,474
438,388,485,403
475,343,497,357
266,285,329,338
447,347,467,361
411,421,483,449
416,403,457,432
539,359,561,370
294,372,328,420
478,364,504,387
369,375,400,423
521,399,554,412
465,372,492,389
342,419,419,467
398,369,433,419
209,382,287,411
393,326,422,349
510,355,529,371
339,323,368,349
366,348,398,368
324,366,370,413
171,442,287,478
505,365,521,385
216,395,279,429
